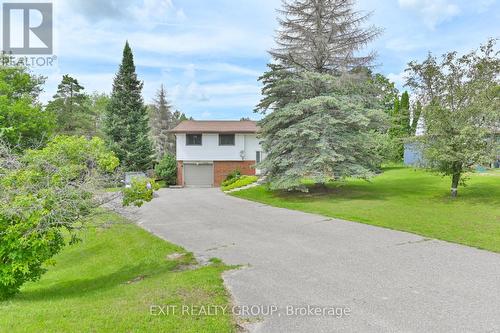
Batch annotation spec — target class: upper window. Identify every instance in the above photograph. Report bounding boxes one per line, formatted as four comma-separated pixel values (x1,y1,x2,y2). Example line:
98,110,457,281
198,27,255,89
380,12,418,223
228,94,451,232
186,134,202,146
219,134,235,146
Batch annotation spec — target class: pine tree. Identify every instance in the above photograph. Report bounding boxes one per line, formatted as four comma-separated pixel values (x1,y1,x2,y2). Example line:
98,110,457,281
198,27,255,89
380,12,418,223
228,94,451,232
149,85,176,158
104,41,154,171
271,0,381,73
46,75,94,136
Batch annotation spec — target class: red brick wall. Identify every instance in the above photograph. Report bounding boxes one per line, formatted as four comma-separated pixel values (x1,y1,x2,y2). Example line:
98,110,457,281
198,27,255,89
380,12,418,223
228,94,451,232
177,160,256,187
214,161,256,186
177,161,184,186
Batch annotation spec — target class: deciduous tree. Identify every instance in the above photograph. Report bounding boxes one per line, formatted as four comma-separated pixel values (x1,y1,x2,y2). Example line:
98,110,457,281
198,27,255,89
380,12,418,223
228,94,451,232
405,39,500,197
0,135,159,299
0,61,55,150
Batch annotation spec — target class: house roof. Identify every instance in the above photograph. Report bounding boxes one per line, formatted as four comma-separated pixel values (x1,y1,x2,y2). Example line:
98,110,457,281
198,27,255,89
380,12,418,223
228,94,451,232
169,120,259,134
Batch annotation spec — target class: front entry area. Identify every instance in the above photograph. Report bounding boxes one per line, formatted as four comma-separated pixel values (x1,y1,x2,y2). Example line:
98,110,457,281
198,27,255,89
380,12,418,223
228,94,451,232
183,163,214,187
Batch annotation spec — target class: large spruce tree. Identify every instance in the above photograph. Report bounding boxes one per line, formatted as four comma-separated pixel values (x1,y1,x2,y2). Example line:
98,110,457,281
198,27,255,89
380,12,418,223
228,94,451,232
256,0,388,190
271,0,381,74
259,72,388,190
104,42,154,171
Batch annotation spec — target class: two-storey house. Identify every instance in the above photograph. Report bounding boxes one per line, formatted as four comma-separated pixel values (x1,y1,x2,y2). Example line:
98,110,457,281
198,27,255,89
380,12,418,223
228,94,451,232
170,120,264,187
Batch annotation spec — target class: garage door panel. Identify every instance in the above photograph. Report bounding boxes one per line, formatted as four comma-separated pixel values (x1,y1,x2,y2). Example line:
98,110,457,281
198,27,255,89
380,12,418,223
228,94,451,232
184,164,213,187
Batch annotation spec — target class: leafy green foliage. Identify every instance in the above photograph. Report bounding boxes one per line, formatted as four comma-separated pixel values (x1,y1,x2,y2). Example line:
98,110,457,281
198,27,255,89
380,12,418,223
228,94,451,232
369,72,399,113
84,92,110,138
0,62,55,150
221,177,239,188
221,170,243,187
224,169,241,182
103,42,154,171
405,39,500,197
222,175,258,191
154,153,177,185
0,136,119,299
122,177,159,207
258,72,388,191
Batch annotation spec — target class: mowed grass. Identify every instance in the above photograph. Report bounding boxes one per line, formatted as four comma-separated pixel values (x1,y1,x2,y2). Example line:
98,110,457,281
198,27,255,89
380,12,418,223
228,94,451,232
0,212,236,333
232,167,500,252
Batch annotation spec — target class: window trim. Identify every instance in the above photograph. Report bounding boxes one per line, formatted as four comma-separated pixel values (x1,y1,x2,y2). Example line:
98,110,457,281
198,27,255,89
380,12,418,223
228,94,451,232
218,133,236,146
186,133,202,146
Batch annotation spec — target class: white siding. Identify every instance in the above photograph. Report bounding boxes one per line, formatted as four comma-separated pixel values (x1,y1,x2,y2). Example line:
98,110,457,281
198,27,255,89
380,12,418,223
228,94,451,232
176,133,262,161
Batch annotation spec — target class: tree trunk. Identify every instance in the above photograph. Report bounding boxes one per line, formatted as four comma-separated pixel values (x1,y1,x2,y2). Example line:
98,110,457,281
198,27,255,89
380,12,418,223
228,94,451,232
451,172,460,198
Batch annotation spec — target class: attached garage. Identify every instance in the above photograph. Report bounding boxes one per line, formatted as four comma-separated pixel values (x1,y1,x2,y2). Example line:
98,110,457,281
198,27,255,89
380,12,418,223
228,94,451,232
183,162,213,187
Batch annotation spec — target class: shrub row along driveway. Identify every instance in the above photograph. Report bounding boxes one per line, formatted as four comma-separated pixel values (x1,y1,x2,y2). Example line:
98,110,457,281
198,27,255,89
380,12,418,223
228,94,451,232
135,188,500,332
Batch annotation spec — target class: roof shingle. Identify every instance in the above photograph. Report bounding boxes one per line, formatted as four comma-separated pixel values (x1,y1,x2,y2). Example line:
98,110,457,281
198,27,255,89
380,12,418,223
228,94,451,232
169,120,259,133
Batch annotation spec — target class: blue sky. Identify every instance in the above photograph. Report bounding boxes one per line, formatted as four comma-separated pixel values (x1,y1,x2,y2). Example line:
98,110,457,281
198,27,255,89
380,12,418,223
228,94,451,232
4,0,499,120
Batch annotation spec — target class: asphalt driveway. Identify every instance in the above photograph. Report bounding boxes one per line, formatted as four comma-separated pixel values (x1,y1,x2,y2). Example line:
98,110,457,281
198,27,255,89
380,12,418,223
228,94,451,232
134,188,500,332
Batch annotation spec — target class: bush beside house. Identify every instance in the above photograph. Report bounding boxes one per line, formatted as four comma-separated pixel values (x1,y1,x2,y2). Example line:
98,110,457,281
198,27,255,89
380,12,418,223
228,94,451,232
154,153,177,185
221,173,258,191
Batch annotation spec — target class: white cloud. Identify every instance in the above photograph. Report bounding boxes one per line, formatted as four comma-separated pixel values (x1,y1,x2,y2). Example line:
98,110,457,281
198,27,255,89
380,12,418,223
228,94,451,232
398,0,461,29
387,72,406,90
200,111,212,118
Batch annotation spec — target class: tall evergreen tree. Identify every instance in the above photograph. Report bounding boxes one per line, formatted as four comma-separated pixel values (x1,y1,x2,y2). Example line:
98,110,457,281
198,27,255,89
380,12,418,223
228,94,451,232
259,72,387,190
388,91,412,160
149,85,177,158
104,42,154,171
399,90,411,134
271,0,382,74
255,0,388,189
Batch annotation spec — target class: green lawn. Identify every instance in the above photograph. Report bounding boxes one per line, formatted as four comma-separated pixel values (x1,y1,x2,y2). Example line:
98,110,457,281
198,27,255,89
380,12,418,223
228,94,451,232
0,212,236,333
232,167,500,252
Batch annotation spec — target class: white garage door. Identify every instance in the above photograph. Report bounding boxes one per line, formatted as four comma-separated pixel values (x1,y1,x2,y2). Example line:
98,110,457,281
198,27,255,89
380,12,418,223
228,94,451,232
184,163,213,187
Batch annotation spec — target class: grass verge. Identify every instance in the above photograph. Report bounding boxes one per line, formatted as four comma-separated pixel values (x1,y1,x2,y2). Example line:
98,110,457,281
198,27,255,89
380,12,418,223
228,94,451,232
0,212,237,333
232,167,500,252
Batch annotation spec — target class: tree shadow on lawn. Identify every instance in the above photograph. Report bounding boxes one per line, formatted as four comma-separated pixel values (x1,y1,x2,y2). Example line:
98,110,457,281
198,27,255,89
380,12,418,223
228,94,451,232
272,177,439,201
17,261,179,302
267,171,500,206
